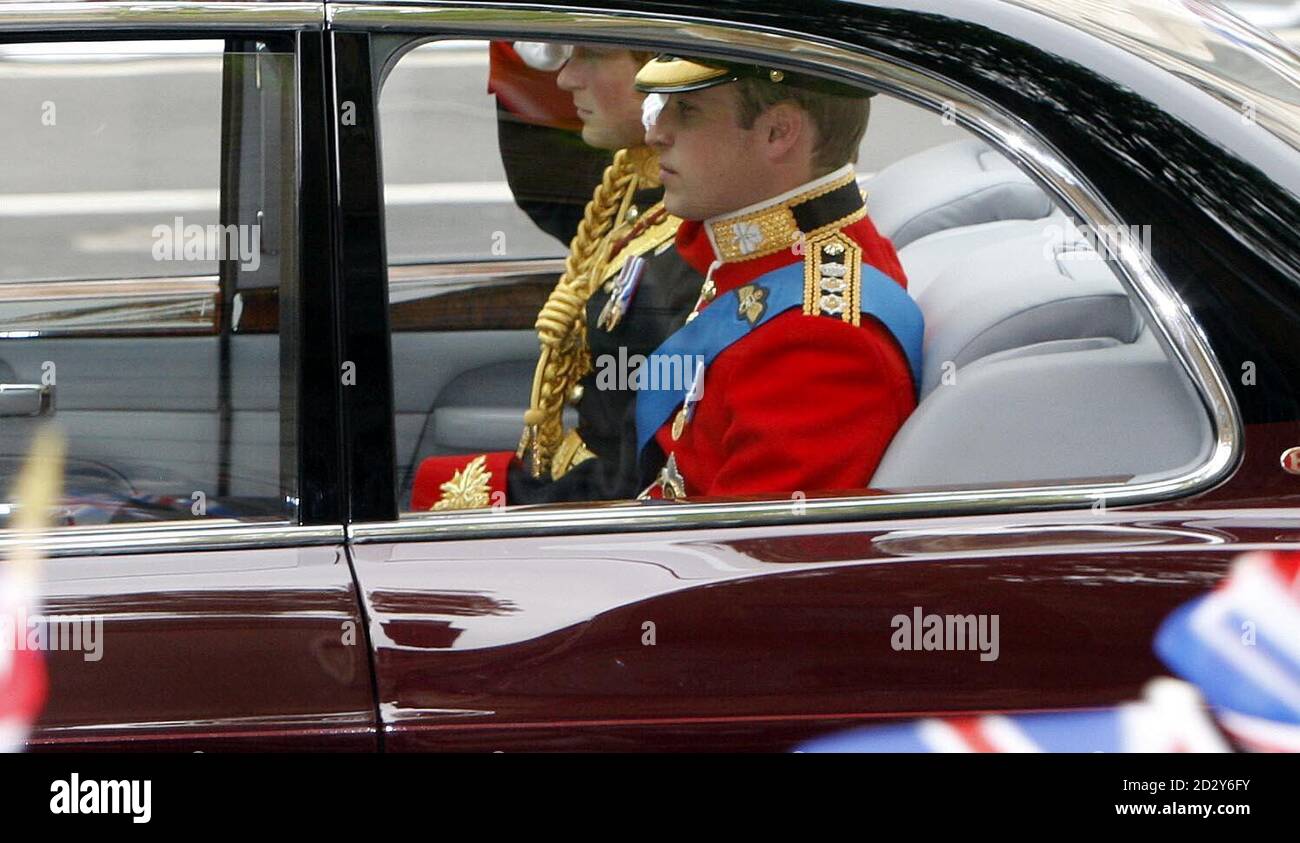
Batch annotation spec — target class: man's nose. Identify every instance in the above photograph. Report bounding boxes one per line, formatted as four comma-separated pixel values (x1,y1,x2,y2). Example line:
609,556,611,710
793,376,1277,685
555,60,580,91
645,111,671,148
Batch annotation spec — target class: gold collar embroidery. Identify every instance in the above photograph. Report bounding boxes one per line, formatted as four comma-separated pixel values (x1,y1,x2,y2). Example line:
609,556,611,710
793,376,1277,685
703,164,865,264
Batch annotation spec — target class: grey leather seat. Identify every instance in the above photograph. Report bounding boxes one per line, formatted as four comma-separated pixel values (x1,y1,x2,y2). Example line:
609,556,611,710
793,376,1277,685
865,139,1055,250
910,221,1142,398
900,214,1067,298
872,331,1213,488
871,227,1212,489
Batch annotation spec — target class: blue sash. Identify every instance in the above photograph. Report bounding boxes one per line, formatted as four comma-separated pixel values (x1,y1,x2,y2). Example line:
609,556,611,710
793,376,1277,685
635,262,923,454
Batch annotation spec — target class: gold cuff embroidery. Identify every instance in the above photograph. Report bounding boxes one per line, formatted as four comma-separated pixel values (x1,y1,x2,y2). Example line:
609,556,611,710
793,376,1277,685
551,429,597,479
431,454,493,510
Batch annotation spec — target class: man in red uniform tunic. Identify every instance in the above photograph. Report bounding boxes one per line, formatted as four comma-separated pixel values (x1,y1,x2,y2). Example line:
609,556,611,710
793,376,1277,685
631,56,921,499
412,55,922,507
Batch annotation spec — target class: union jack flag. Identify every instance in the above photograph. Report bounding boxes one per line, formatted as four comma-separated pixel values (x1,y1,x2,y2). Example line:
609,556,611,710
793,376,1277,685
798,548,1300,753
0,568,47,753
797,678,1228,753
1155,550,1300,753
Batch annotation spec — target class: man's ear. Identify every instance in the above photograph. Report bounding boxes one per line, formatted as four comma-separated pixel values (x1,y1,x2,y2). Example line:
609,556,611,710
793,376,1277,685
761,101,806,161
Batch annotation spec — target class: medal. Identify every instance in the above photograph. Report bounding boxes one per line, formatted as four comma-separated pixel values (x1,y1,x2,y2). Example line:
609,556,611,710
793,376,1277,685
671,407,687,440
596,255,646,331
658,453,686,499
670,359,707,441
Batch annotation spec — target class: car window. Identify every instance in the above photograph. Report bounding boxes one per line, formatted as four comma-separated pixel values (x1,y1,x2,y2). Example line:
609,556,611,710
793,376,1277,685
379,40,968,267
381,40,578,266
375,37,1218,518
0,38,298,527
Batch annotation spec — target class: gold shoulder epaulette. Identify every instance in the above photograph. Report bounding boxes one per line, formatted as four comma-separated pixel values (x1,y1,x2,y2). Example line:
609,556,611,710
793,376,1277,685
802,230,862,326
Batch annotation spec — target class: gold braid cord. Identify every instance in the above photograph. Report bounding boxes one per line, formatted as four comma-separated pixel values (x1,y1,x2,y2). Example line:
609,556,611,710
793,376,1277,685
518,146,661,477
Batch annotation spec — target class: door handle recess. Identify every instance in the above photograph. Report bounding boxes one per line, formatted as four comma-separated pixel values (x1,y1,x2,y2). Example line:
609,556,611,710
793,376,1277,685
0,384,55,417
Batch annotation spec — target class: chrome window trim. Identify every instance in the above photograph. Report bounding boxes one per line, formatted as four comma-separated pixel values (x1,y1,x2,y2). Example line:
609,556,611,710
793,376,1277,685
29,710,375,741
0,521,344,558
336,2,1242,545
388,257,566,303
0,1,323,31
0,275,219,336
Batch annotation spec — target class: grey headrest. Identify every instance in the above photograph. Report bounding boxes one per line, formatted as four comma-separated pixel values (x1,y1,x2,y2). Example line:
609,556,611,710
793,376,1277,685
900,217,1057,298
914,224,1143,397
866,139,1055,248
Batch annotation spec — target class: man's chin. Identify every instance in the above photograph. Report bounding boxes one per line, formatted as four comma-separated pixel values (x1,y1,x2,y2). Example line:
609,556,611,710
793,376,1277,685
578,124,615,151
662,189,707,222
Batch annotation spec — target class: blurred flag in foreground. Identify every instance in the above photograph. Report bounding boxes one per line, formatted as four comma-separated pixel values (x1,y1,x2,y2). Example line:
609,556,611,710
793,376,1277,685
797,678,1227,753
0,428,64,752
1155,550,1300,752
797,549,1300,753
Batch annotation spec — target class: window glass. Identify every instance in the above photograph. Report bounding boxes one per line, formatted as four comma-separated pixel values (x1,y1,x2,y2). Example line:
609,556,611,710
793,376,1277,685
0,39,298,527
379,41,968,267
382,40,575,266
378,37,1216,516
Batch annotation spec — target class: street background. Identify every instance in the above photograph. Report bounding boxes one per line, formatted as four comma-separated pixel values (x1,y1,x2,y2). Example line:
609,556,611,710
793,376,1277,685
0,40,965,284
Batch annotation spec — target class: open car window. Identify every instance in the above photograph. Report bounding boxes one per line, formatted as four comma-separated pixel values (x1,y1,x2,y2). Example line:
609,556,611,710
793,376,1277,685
374,36,1219,520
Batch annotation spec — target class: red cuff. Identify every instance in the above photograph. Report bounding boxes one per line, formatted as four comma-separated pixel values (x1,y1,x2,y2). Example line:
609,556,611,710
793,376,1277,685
411,451,515,511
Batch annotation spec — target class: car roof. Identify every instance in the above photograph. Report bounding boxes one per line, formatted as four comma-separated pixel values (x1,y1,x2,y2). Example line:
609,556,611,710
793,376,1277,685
366,0,1300,151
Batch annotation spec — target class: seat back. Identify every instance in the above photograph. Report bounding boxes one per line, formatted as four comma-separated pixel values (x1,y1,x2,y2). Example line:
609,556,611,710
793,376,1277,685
871,331,1213,488
912,224,1142,398
866,139,1055,249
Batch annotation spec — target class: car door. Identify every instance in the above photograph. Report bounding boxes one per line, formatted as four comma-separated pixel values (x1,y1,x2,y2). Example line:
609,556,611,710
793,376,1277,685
1,4,377,750
326,3,1296,751
347,513,1251,752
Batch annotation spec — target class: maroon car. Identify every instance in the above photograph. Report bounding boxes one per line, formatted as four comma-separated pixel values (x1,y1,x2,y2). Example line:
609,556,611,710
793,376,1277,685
2,0,1298,751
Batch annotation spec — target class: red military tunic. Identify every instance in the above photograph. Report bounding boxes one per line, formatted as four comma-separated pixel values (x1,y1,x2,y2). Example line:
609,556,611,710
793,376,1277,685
412,166,917,509
641,167,916,499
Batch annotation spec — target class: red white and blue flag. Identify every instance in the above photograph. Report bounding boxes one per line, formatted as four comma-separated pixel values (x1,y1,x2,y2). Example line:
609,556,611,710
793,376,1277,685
0,566,47,753
799,549,1300,753
797,678,1228,753
1155,550,1300,752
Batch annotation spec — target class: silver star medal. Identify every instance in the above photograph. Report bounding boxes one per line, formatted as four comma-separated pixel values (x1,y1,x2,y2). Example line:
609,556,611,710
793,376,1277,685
657,453,686,499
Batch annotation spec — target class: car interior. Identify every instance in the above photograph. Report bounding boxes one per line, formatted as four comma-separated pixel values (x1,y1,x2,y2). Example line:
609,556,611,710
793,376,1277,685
380,40,1216,510
0,35,1218,527
0,39,294,526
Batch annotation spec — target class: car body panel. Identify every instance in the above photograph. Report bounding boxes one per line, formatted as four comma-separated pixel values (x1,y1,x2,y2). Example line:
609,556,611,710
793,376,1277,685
27,545,377,751
353,506,1300,751
335,0,1300,750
